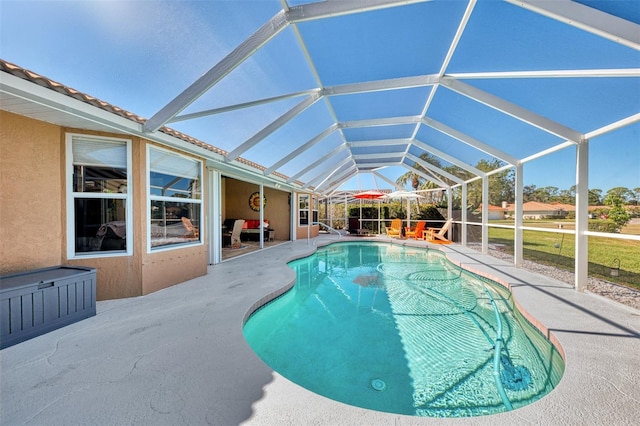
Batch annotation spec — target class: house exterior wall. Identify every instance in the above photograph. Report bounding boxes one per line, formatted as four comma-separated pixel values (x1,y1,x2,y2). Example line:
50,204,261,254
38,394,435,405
487,211,503,220
520,211,565,220
141,244,207,295
139,142,207,296
295,223,319,239
224,178,262,221
1,111,63,273
505,202,568,220
63,127,144,300
1,111,208,300
264,187,291,241
295,193,319,239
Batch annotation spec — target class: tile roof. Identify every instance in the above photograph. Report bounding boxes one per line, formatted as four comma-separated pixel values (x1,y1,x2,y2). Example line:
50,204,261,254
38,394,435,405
550,202,577,211
502,201,570,212
478,203,506,211
0,59,295,185
1,59,146,124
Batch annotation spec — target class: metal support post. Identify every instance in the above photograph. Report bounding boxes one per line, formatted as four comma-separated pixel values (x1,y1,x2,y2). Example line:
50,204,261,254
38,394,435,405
482,176,489,254
575,140,589,291
514,163,523,268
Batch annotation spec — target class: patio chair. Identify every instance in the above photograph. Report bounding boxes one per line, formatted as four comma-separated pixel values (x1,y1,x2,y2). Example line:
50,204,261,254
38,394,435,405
181,217,199,238
426,218,454,243
348,217,360,235
385,218,402,238
229,219,245,248
405,221,426,240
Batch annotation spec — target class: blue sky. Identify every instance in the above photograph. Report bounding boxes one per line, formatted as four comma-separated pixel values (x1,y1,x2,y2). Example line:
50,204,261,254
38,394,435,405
1,0,638,194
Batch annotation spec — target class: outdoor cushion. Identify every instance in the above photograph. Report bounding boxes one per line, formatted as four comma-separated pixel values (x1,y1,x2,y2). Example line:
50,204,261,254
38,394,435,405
243,219,269,229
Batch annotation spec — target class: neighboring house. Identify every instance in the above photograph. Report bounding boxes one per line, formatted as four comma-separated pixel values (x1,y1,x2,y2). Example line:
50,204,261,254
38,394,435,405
549,202,576,214
481,202,635,221
504,201,571,220
478,202,568,220
1,60,318,300
477,204,506,220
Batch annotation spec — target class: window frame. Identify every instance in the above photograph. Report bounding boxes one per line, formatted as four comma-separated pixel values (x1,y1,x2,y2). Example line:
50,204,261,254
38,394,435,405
312,196,319,224
147,144,203,252
66,133,132,259
299,193,309,226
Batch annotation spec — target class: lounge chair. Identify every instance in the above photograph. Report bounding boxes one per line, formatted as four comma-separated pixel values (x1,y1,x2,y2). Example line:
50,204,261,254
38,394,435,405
426,218,454,243
385,218,402,238
181,217,199,239
405,221,426,240
223,219,245,248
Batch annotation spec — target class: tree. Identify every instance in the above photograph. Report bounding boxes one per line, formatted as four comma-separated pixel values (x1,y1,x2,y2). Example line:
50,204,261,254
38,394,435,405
605,187,633,204
604,194,631,232
396,169,423,192
419,181,445,205
543,186,560,202
633,187,640,206
523,185,537,202
589,188,603,205
396,168,424,213
556,188,574,204
526,186,558,203
397,153,442,191
396,153,444,207
464,159,513,210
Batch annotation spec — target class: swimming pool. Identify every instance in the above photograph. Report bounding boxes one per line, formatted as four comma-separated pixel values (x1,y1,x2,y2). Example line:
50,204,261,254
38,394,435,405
243,242,564,417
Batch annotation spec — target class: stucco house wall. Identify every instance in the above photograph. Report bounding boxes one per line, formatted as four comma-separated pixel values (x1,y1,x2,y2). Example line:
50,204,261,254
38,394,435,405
1,111,64,273
295,193,319,240
139,142,207,296
1,110,207,300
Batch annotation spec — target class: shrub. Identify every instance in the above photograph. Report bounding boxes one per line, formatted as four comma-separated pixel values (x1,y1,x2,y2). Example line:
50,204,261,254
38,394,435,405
604,195,631,231
588,220,619,233
349,206,389,219
417,205,445,221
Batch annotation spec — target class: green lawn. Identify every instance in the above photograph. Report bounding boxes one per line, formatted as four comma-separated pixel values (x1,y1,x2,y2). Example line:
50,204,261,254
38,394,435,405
487,221,640,290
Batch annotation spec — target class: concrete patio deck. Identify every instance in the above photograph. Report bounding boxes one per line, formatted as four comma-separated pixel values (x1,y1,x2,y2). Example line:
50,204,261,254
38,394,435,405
1,236,638,425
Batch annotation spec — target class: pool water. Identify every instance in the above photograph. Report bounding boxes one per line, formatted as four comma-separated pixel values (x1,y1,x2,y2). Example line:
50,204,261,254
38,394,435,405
243,242,564,417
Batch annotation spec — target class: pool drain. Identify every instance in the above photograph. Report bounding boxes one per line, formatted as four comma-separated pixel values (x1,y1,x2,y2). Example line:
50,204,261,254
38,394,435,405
371,379,386,391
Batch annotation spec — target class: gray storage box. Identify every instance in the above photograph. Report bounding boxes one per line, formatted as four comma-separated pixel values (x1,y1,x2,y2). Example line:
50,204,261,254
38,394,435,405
1,266,96,349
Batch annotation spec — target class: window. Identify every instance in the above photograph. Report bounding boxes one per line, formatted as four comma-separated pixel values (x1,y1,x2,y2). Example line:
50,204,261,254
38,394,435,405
312,196,319,224
299,194,309,226
148,146,202,250
67,134,131,257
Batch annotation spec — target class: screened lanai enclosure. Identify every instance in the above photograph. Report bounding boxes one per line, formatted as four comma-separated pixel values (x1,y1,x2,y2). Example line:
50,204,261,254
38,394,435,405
140,0,639,291
2,0,639,291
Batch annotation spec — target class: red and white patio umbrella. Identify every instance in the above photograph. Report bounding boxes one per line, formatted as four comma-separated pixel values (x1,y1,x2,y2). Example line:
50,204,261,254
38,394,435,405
353,190,385,200
352,190,385,233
